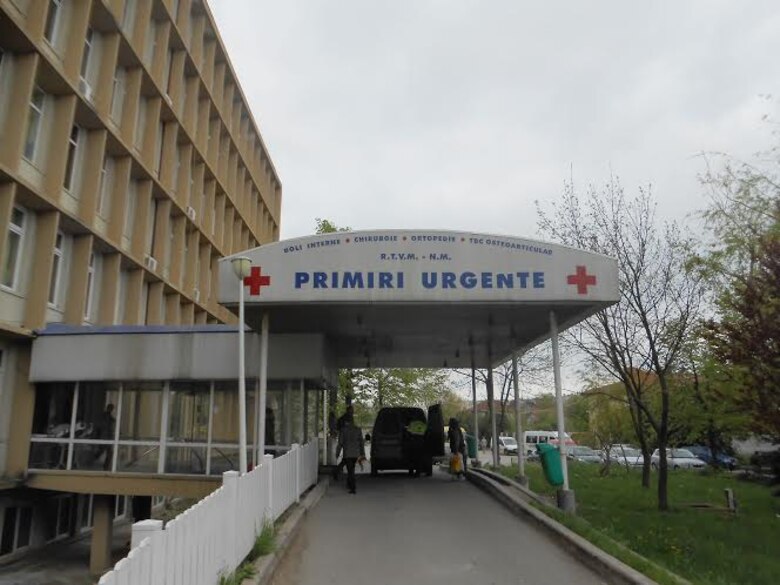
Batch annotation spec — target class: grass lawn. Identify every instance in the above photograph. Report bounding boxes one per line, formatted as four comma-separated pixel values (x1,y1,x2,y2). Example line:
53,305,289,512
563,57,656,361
497,462,780,585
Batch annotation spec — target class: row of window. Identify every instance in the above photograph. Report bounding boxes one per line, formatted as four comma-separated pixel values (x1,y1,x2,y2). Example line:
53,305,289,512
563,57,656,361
2,206,97,318
20,82,268,253
0,494,128,558
36,0,278,220
1,203,224,327
29,381,315,474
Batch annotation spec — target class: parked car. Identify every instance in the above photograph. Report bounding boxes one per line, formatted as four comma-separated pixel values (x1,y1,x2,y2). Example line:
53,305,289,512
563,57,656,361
522,430,576,455
651,448,706,470
496,436,518,455
370,405,444,475
567,446,601,463
681,445,737,470
605,447,643,467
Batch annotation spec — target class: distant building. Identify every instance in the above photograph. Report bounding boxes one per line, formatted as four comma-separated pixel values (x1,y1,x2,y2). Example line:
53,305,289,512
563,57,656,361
0,0,280,568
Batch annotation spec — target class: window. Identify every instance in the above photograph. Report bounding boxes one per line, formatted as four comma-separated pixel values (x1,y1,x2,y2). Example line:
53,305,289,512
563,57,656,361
97,156,112,217
48,232,64,306
123,181,136,239
44,0,63,44
154,121,164,176
63,125,80,192
84,252,95,320
2,207,26,289
145,21,157,66
23,87,45,161
110,68,125,122
163,48,173,94
122,0,136,34
80,27,93,80
0,506,32,556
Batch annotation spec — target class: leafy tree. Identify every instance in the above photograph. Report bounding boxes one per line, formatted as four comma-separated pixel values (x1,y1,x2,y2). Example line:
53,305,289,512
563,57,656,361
315,218,351,234
704,233,780,441
694,159,780,442
538,179,705,510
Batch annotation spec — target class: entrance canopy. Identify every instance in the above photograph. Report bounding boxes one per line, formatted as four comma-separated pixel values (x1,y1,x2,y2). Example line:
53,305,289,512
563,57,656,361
218,230,619,368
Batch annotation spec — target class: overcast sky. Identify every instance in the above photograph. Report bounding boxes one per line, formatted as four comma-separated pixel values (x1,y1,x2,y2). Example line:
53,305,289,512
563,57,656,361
211,0,779,242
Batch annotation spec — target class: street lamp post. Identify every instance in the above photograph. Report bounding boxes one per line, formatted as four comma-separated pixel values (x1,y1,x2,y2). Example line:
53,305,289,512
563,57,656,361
232,256,252,475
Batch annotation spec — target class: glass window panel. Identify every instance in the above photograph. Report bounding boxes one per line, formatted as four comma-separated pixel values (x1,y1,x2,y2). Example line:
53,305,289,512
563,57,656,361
2,230,21,288
168,382,210,443
76,383,119,441
44,0,62,43
28,442,68,470
209,447,238,475
120,383,163,441
1,507,16,555
212,381,239,444
80,27,93,79
48,249,61,304
10,208,24,228
57,497,71,536
265,389,284,446
31,383,75,436
116,444,159,473
16,508,31,548
63,126,79,191
42,499,59,541
165,446,207,474
71,444,110,471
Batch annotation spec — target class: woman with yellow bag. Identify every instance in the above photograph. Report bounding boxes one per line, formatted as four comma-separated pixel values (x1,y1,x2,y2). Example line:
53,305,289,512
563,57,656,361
447,418,466,479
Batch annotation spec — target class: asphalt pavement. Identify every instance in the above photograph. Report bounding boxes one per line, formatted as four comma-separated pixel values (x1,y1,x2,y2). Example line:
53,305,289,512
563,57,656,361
270,463,606,585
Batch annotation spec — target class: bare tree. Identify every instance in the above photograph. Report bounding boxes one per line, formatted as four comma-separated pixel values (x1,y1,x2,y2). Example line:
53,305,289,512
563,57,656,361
537,178,704,510
453,347,551,439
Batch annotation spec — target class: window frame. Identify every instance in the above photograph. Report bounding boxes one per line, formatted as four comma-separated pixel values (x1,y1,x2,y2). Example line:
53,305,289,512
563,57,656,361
23,87,46,162
48,231,65,307
80,26,94,81
97,156,112,218
44,0,64,45
2,206,27,291
63,125,81,192
84,251,95,320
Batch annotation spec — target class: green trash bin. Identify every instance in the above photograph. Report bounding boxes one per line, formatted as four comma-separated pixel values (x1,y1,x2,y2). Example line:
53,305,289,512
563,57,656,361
465,434,477,459
537,443,564,487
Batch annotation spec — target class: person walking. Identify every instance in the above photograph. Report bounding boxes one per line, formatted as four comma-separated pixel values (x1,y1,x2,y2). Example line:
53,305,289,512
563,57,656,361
336,412,365,494
447,418,467,479
332,405,354,479
94,403,116,470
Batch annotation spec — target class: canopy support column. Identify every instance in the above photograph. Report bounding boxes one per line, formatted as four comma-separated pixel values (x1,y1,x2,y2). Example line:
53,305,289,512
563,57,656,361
322,387,328,463
257,312,269,459
302,379,308,443
550,310,575,512
512,352,527,486
488,365,499,468
471,364,478,466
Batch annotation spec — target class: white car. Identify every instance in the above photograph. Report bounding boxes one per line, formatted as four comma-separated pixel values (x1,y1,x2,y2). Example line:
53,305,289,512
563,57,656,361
496,436,518,455
605,447,643,467
651,448,706,470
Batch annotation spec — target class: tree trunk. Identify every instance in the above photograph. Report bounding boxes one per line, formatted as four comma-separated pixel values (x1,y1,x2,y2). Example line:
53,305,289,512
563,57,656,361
657,376,671,511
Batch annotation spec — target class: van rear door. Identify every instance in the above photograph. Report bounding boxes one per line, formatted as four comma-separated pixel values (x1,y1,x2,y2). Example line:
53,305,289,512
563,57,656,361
425,404,445,457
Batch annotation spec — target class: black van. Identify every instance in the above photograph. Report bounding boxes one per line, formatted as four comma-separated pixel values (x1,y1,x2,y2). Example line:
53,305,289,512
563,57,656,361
370,404,444,475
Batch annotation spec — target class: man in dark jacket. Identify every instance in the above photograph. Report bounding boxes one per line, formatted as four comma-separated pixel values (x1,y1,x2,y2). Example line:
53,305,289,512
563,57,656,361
332,405,354,479
336,413,365,494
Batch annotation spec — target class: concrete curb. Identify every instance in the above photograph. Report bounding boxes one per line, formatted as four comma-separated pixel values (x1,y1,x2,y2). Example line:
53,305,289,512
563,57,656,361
243,476,330,585
468,469,690,585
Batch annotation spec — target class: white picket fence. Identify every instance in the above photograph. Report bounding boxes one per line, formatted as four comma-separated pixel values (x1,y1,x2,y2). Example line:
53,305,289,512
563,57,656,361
98,441,319,585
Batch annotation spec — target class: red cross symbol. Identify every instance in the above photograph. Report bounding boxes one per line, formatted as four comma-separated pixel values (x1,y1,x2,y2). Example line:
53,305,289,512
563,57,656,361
243,266,271,296
567,265,597,295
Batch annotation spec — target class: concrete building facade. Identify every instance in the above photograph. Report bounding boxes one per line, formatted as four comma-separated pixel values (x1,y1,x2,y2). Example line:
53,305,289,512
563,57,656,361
0,0,281,567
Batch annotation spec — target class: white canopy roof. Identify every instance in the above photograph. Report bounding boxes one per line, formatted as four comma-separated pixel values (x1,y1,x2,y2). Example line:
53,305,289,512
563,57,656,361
219,230,619,368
